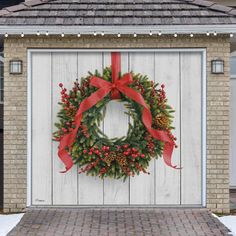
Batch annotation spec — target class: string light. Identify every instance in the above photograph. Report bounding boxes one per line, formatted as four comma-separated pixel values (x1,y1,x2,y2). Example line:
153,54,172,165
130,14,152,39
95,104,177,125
174,33,178,37
4,32,8,38
93,31,97,36
149,31,153,36
117,33,121,37
206,32,210,36
158,31,162,36
133,33,137,37
213,31,217,36
21,32,24,37
101,31,105,36
190,33,194,37
61,32,65,37
36,31,40,36
77,33,81,37
46,31,49,36
230,33,234,38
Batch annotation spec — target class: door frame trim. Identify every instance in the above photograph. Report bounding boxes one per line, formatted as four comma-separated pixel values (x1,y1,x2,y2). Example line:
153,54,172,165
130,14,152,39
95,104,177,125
27,48,207,207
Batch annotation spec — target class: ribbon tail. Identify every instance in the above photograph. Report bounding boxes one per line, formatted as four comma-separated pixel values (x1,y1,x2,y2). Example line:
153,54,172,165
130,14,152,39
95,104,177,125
58,149,74,173
118,84,179,169
163,142,178,169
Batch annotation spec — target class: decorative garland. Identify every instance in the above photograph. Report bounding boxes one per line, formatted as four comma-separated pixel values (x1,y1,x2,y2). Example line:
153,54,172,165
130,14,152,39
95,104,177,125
53,53,178,180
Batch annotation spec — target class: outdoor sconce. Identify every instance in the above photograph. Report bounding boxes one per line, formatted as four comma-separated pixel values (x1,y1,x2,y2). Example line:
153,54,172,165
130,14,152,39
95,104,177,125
9,60,23,74
211,59,224,74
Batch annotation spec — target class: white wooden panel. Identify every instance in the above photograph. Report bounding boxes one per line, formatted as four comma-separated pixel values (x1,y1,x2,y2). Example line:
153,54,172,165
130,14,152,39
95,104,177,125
230,78,236,187
32,53,52,205
77,52,104,205
129,52,155,204
181,52,202,205
52,53,78,205
155,52,181,205
103,53,129,204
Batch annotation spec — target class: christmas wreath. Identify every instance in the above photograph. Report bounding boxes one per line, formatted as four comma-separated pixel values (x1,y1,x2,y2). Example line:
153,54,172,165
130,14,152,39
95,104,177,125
53,53,178,180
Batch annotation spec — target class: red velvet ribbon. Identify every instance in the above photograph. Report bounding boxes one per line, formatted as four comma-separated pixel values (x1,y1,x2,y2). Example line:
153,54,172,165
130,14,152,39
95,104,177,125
58,52,177,173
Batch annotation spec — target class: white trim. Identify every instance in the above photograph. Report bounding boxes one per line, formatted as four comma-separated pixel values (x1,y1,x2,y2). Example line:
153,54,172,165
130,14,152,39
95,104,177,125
3,24,236,35
27,50,32,207
202,50,207,207
27,48,207,207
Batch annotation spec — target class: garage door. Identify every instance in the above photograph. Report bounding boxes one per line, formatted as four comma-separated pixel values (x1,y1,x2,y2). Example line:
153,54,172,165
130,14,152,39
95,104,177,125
30,50,203,206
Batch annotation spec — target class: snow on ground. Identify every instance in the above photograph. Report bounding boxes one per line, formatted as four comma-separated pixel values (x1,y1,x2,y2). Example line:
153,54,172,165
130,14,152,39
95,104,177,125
0,213,24,236
213,214,236,236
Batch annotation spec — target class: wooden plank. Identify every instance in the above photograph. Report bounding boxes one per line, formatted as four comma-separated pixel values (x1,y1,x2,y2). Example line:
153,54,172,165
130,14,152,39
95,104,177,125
52,53,78,205
154,52,181,205
129,52,155,204
32,53,52,205
230,78,236,187
77,52,104,205
180,52,202,205
103,52,130,204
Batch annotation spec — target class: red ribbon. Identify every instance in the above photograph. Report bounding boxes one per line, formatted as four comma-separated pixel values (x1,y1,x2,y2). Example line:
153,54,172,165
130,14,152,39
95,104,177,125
58,52,177,173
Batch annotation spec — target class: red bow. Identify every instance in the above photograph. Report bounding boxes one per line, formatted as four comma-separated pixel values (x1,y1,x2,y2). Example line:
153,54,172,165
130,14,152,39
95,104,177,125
58,52,178,173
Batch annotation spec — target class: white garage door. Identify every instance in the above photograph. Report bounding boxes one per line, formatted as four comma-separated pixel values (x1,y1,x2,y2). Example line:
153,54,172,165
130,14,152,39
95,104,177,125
29,50,204,206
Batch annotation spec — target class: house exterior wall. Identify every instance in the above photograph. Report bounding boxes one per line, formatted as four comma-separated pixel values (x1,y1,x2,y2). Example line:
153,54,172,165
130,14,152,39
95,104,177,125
3,35,231,213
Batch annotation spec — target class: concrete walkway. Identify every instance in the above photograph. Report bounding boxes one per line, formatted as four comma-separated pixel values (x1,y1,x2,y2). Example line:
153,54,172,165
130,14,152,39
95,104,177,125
8,208,230,236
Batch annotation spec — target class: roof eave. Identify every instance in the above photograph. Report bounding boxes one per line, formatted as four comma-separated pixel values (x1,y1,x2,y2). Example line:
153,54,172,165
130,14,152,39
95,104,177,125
1,24,236,35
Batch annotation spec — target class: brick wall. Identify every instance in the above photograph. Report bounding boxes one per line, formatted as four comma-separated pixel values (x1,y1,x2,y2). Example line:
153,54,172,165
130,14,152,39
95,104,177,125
3,35,231,213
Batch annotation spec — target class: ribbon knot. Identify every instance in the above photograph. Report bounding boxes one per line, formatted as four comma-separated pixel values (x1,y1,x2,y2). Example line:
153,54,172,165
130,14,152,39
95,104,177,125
58,52,178,173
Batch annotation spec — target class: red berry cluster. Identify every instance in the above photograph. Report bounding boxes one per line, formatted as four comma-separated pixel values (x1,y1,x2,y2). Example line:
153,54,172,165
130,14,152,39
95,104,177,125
158,84,167,106
59,83,77,118
121,144,145,159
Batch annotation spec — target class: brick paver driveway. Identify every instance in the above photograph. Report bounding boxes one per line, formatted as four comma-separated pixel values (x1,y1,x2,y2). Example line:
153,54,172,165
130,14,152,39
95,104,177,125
8,208,230,236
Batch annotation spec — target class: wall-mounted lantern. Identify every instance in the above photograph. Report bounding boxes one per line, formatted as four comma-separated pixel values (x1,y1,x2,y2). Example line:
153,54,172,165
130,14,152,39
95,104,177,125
9,60,23,74
211,59,224,74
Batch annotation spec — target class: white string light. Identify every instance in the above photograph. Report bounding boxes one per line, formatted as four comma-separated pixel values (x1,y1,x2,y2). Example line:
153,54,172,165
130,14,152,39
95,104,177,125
8,30,231,38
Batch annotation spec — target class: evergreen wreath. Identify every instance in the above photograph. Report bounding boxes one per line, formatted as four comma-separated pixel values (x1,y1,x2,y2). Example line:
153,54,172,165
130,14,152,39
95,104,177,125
53,67,177,180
